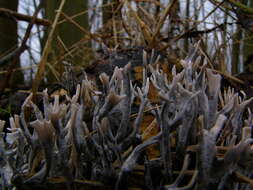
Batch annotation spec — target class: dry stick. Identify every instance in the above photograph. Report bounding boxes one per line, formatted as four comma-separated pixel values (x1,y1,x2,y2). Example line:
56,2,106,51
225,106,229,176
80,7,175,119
120,4,133,39
51,38,92,68
56,35,74,60
196,40,251,87
189,38,252,90
0,48,22,66
0,25,46,66
126,1,153,45
151,0,178,46
60,11,102,43
32,0,44,54
57,2,117,25
209,0,236,19
46,61,60,82
112,13,118,46
0,66,37,75
60,12,89,35
138,4,156,24
54,11,102,67
32,0,66,100
0,7,51,26
135,0,165,8
57,10,88,25
213,70,244,84
110,0,124,47
41,36,71,81
227,0,253,14
117,0,134,39
160,0,225,51
233,172,253,187
196,39,214,70
174,23,231,40
130,105,161,119
142,118,157,139
57,36,70,55
0,3,43,92
52,11,104,67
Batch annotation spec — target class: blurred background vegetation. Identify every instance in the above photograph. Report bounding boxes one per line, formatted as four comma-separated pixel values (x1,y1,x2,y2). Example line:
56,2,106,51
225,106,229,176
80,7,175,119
1,0,253,104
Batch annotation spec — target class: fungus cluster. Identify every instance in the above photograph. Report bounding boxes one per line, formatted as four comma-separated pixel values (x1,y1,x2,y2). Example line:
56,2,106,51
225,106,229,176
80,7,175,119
1,51,253,190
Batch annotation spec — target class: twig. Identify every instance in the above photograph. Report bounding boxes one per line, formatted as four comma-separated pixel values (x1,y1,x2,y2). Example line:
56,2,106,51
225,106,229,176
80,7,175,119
232,172,253,187
126,1,153,45
0,48,22,67
227,0,253,14
32,0,66,100
166,0,226,44
0,7,51,26
0,2,43,92
151,0,178,46
60,11,102,43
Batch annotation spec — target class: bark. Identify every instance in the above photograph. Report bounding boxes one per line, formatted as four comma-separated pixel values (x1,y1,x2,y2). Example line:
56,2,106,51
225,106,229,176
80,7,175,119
231,26,242,74
242,0,253,72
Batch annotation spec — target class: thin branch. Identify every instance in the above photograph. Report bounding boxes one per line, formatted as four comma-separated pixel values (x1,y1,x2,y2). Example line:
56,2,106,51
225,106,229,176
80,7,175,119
0,7,51,26
0,2,43,92
32,0,66,100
